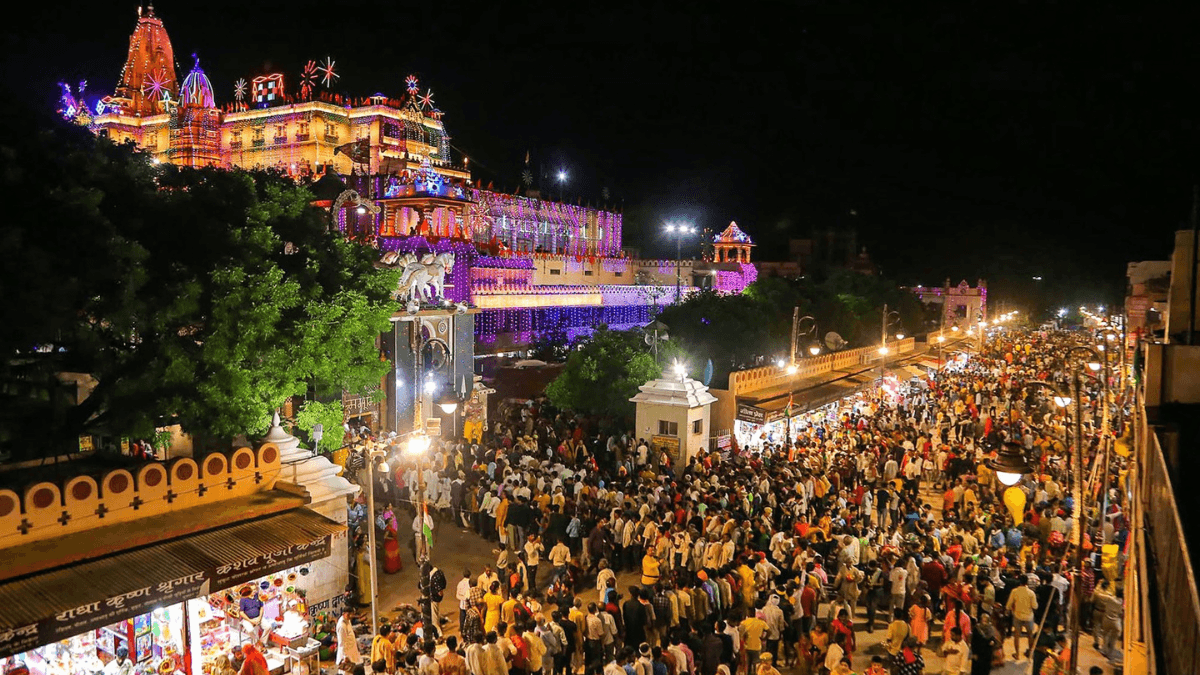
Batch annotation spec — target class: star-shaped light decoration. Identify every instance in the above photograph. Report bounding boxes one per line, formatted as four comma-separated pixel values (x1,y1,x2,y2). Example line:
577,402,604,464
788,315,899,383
299,60,318,98
405,74,419,95
419,88,434,110
234,78,247,102
318,56,339,87
142,66,170,102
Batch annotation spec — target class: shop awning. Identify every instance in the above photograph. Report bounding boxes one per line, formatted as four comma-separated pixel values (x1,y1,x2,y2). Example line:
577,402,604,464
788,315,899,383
893,364,927,380
915,357,943,371
0,508,343,659
739,372,876,423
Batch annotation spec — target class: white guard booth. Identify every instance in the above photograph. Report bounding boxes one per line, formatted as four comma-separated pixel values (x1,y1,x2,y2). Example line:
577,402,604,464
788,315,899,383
630,374,717,473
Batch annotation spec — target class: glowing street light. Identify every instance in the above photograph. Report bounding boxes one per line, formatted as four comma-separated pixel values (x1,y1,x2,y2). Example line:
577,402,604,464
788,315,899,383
990,442,1032,486
808,344,822,356
665,223,696,303
673,360,687,380
878,346,890,356
937,335,946,343
895,333,906,340
405,434,431,457
437,390,459,414
951,326,960,333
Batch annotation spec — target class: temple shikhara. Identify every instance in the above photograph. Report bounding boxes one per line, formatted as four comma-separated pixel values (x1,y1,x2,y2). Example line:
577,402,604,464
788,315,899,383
62,5,757,354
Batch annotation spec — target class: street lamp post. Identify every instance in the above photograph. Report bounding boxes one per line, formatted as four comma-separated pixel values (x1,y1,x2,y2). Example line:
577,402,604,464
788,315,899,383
790,310,818,364
1056,345,1103,675
879,305,900,380
666,223,695,304
404,434,436,636
363,444,390,635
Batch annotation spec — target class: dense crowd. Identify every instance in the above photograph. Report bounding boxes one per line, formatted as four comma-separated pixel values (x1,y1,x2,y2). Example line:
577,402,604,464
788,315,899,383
338,329,1127,675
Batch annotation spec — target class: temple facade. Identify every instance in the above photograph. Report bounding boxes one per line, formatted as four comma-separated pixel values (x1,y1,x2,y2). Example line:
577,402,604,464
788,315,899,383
65,5,757,356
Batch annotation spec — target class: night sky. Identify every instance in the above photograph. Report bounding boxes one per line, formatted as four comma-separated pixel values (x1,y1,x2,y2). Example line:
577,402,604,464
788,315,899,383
6,2,1198,311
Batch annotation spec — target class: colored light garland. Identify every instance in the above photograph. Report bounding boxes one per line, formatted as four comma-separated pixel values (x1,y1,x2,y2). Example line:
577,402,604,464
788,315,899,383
713,221,754,244
318,57,339,87
179,54,215,108
713,262,758,294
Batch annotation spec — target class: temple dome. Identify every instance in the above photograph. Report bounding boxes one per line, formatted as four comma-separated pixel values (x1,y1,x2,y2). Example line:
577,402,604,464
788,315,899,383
179,54,215,108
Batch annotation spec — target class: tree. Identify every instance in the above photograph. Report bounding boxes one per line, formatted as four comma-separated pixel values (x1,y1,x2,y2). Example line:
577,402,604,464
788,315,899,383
0,111,398,459
294,400,346,453
544,327,661,419
655,290,778,386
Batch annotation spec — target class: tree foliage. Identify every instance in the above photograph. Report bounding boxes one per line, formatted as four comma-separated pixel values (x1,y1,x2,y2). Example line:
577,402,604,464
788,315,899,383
657,269,934,387
544,327,661,419
295,400,346,453
0,113,398,458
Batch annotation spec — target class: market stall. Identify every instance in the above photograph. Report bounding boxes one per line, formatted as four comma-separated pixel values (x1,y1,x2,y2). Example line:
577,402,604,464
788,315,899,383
0,510,340,675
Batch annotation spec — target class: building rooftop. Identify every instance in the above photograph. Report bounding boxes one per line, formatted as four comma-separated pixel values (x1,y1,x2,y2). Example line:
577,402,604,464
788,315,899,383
630,376,718,407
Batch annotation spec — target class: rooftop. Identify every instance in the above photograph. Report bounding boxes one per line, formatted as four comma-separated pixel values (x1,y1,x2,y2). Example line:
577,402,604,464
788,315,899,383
629,376,718,407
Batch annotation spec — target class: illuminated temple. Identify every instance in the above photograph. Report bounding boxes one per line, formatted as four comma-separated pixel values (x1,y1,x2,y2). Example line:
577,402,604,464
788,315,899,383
66,5,757,354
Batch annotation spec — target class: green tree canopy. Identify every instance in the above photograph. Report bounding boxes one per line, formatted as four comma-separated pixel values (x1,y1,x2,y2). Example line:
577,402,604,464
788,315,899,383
655,269,935,387
0,113,398,459
544,327,662,419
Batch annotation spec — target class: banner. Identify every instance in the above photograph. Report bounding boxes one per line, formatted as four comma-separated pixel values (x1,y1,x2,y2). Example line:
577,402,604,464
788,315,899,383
0,534,332,659
650,434,681,460
736,404,766,425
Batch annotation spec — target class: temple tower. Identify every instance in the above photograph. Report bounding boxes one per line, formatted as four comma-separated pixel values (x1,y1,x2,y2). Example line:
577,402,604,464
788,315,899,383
110,4,178,116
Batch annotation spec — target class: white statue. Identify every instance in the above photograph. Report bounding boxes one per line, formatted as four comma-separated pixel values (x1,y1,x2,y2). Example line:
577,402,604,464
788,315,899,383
397,252,455,303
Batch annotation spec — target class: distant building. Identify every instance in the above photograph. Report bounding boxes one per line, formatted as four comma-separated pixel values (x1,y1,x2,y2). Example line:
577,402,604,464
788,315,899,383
908,279,989,328
1126,260,1171,339
754,228,876,279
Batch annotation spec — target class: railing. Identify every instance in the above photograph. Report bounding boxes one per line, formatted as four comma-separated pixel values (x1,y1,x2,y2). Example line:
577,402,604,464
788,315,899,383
1142,419,1200,673
273,136,287,145
324,134,340,143
728,338,916,396
251,138,265,147
295,133,311,142
229,141,243,150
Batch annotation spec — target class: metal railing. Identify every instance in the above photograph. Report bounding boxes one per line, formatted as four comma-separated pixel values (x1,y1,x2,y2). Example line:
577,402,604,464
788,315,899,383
1142,419,1200,673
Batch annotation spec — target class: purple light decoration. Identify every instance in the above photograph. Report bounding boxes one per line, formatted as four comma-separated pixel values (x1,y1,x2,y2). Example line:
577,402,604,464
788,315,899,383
474,304,652,346
469,189,623,258
179,54,215,108
713,262,757,294
475,256,534,269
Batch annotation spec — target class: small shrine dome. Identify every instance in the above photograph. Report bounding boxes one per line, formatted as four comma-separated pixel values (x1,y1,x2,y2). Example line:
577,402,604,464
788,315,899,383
712,221,755,263
179,54,215,108
713,221,755,246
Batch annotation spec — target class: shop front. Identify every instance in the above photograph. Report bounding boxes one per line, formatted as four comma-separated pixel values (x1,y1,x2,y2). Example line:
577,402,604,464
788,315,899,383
0,508,342,675
734,372,878,448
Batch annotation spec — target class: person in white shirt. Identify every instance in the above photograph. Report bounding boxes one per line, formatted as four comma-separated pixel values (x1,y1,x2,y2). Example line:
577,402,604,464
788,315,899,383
102,647,134,675
823,639,844,673
889,560,908,610
941,627,969,675
334,609,361,672
456,570,474,630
